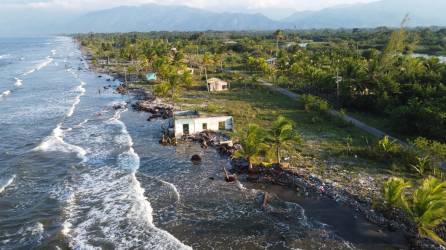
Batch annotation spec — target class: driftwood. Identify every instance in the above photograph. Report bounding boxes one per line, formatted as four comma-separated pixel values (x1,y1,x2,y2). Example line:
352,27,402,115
262,192,269,209
223,166,236,182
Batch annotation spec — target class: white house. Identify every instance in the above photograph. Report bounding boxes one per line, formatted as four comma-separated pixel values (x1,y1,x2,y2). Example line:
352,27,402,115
170,111,233,138
207,78,229,92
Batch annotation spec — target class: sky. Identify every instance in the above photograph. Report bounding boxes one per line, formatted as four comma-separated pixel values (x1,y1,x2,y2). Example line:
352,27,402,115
0,0,380,12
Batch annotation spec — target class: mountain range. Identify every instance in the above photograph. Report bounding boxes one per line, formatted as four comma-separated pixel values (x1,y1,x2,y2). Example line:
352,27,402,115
0,0,445,36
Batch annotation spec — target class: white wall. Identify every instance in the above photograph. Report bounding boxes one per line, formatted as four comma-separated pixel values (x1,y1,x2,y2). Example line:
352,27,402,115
174,116,233,137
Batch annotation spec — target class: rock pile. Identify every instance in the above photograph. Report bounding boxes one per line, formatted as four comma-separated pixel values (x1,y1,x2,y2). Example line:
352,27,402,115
133,99,173,120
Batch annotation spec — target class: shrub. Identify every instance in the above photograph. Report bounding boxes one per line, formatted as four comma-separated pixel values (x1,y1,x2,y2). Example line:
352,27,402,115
206,103,219,113
378,136,401,154
153,82,170,97
300,94,330,114
382,177,411,209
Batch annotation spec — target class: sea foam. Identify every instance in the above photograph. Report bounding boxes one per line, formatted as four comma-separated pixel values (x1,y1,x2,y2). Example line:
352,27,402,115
33,124,87,160
0,90,11,98
62,108,190,249
23,56,53,76
66,81,86,118
14,78,23,87
0,175,16,194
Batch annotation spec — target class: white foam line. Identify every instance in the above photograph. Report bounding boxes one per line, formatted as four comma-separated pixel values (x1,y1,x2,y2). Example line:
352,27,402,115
0,54,10,59
0,90,11,98
33,123,87,160
66,81,86,118
0,175,16,194
74,119,89,128
22,56,53,76
36,56,53,71
112,108,189,248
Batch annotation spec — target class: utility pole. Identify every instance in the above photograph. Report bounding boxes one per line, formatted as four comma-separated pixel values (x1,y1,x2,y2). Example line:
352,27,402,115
333,69,343,108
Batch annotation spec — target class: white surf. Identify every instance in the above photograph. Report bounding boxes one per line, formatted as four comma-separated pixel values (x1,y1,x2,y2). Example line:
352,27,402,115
0,90,11,98
33,124,87,160
14,78,23,87
62,107,191,249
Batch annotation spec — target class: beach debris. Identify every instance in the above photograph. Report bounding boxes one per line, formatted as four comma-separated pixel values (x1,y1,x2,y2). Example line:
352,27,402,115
191,154,202,163
133,99,173,119
262,192,269,209
223,166,236,182
113,103,127,110
116,85,127,94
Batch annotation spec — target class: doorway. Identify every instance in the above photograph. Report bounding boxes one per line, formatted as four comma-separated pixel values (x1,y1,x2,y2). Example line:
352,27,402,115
183,124,190,135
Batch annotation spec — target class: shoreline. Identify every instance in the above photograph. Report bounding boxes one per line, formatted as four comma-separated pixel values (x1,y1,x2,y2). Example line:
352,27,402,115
76,39,443,250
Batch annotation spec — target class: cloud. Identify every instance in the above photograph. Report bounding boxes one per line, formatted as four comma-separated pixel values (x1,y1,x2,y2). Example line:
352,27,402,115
0,0,379,11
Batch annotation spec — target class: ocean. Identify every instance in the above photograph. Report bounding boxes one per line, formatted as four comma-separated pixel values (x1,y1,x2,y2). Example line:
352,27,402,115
0,37,407,250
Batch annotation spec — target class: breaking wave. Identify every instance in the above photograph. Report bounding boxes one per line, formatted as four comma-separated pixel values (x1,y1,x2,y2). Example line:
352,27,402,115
62,107,190,249
66,81,86,118
36,56,53,71
0,90,11,98
23,56,53,76
0,54,10,59
33,124,87,160
159,180,181,202
0,175,16,194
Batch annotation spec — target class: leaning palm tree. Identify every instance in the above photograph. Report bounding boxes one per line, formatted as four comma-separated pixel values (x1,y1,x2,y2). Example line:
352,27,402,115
235,124,267,172
269,116,301,164
407,176,446,246
382,177,411,209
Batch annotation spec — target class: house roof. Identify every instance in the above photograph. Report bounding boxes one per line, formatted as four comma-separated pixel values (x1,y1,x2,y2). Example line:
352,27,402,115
174,110,231,120
207,78,228,85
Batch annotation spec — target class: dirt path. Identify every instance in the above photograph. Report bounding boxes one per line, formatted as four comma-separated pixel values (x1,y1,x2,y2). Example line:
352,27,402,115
259,81,405,144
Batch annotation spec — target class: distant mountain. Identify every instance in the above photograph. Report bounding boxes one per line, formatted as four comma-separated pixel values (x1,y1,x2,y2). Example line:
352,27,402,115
283,0,446,28
1,0,446,36
68,4,285,33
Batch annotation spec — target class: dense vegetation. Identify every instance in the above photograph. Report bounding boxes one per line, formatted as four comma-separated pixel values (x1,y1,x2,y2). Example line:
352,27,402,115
77,27,446,246
77,27,446,142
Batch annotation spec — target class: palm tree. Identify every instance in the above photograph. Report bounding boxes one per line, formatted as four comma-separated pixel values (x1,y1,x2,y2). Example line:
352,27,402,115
202,52,214,92
274,30,285,57
407,177,446,246
382,177,411,208
269,116,301,164
235,124,267,172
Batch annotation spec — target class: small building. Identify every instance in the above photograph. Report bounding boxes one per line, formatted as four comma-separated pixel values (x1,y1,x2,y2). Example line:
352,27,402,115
145,72,157,81
170,111,233,138
298,43,309,49
266,57,277,65
207,78,228,92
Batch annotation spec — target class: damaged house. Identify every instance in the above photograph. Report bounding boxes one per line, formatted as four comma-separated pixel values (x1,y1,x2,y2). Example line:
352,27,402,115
169,111,233,138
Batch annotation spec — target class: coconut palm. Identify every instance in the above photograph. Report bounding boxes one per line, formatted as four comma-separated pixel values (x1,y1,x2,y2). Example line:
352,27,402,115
235,124,267,172
202,52,214,92
274,30,285,57
269,116,301,164
382,177,411,208
407,177,446,246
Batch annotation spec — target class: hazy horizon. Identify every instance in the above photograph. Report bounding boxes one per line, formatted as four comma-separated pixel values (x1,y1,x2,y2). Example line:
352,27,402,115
1,0,380,19
1,0,445,36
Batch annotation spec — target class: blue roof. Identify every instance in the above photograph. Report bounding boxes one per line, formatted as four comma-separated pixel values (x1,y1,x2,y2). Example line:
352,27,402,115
146,72,157,81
